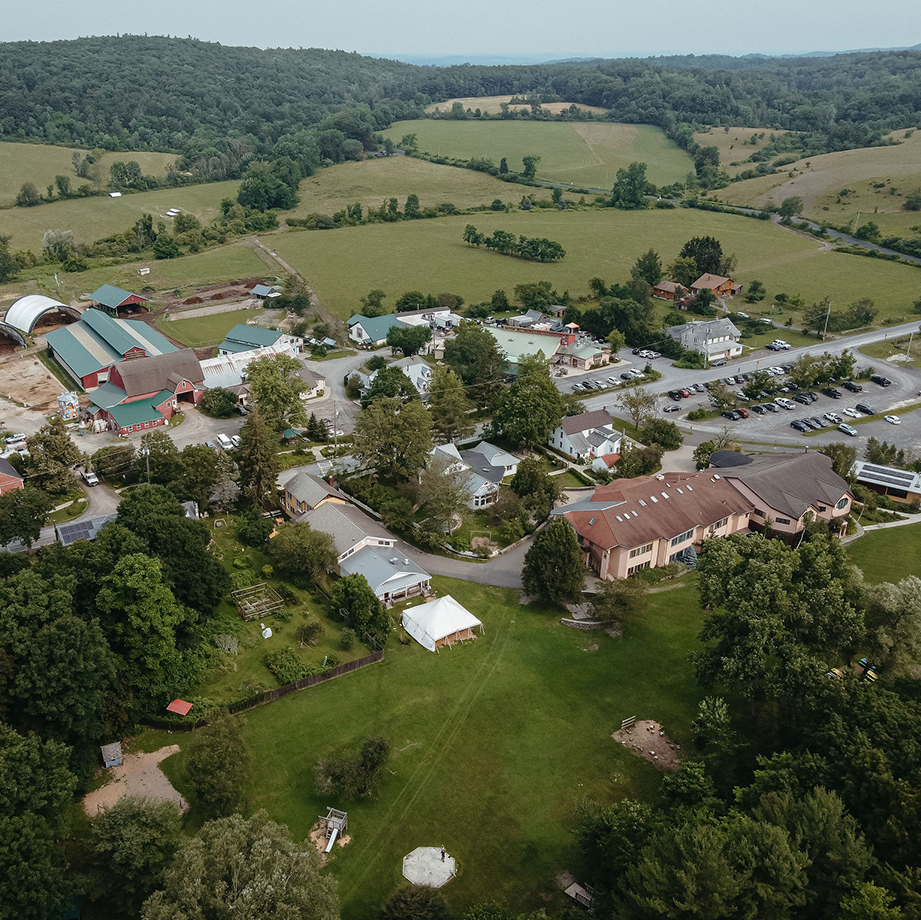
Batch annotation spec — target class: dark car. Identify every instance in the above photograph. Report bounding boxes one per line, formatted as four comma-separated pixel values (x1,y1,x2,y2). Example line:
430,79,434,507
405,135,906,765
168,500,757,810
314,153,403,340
712,359,727,367
805,392,819,403
668,390,684,400
750,404,766,414
763,402,778,412
722,410,741,421
663,404,680,413
621,372,634,380
790,420,810,432
842,380,863,393
871,375,892,387
855,403,875,415
793,394,811,405
808,417,826,429
821,387,842,399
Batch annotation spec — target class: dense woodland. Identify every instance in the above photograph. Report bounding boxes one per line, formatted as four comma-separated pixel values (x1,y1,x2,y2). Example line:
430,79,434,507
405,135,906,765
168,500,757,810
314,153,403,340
1,37,920,176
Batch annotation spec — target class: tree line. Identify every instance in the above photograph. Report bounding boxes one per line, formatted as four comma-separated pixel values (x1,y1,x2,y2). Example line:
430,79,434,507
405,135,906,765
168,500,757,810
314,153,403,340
462,224,566,262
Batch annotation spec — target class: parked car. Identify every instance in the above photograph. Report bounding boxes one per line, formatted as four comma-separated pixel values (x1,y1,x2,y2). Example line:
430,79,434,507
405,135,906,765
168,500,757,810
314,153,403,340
763,402,778,412
620,373,633,380
821,387,842,399
231,435,243,449
808,417,826,429
206,440,218,451
712,359,727,367
677,389,690,398
647,351,661,359
691,383,705,393
884,415,901,425
736,408,749,419
843,407,861,418
769,367,785,375
842,380,863,393
736,311,750,319
750,404,766,415
668,390,684,400
607,376,618,384
663,404,680,413
217,434,233,451
793,395,811,405
773,340,791,349
765,343,782,351
855,403,876,415
871,375,892,387
790,420,810,432
775,398,795,410
838,423,859,437
83,470,99,486
722,410,741,421
824,412,842,423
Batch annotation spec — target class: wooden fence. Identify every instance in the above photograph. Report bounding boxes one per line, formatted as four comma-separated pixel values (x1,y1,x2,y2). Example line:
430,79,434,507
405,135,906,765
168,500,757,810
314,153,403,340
145,651,384,731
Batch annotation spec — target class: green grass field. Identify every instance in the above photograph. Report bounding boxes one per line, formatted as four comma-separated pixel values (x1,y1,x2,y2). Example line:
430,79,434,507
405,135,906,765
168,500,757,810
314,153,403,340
693,126,788,177
0,141,176,207
159,307,266,348
0,243,270,312
291,157,570,220
847,521,921,583
383,120,694,188
715,129,921,233
859,337,921,372
271,208,921,324
0,179,240,252
149,574,706,919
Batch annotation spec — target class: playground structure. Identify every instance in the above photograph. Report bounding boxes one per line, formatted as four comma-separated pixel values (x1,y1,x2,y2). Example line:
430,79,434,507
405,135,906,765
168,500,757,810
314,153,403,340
319,808,348,854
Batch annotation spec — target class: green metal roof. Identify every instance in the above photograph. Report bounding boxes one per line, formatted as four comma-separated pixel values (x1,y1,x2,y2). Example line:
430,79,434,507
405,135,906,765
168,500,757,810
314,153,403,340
90,284,147,309
347,313,400,343
88,381,129,410
106,390,173,427
220,324,283,350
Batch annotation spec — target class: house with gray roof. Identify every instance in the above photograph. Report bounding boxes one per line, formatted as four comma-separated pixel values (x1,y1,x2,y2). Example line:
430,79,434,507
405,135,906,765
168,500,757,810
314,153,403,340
338,546,430,605
281,471,349,518
666,318,742,361
716,451,852,539
297,501,397,561
429,443,499,509
549,409,622,462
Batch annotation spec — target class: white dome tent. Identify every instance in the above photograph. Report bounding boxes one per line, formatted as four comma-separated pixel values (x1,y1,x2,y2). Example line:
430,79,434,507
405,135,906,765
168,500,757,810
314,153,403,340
4,294,80,333
401,596,483,653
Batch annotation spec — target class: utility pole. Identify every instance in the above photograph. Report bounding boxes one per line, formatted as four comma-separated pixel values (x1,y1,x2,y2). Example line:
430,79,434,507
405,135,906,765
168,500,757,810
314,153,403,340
907,330,915,361
853,211,861,235
821,300,832,341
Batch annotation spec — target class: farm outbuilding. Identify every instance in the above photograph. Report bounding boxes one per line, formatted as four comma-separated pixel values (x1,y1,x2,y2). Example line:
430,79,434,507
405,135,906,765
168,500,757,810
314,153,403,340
89,284,150,315
100,742,123,768
401,596,483,652
4,294,80,334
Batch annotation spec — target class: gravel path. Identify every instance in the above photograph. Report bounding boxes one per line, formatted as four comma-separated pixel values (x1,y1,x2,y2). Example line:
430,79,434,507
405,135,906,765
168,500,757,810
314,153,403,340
83,745,187,816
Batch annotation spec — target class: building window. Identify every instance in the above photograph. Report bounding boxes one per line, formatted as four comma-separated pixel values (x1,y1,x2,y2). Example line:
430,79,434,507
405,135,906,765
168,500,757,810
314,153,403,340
627,561,651,575
752,508,764,517
708,516,728,533
836,497,849,509
776,517,791,525
670,528,694,546
629,542,653,558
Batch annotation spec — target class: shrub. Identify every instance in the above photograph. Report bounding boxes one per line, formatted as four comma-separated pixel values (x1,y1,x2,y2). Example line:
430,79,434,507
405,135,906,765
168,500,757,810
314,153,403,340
315,736,391,799
340,627,358,650
264,648,317,684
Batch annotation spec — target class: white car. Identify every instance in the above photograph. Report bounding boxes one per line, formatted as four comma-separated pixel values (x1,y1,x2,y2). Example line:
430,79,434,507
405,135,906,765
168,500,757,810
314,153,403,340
768,366,785,375
773,340,791,349
838,423,858,437
824,412,842,424
884,415,901,425
844,407,861,418
736,311,749,319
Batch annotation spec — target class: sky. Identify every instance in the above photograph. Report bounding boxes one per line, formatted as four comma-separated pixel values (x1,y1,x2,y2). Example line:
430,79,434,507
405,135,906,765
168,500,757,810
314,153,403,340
3,0,920,60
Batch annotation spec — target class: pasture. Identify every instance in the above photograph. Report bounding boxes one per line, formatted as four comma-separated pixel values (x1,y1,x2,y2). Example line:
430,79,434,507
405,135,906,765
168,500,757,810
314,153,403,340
383,119,694,188
271,207,921,324
425,95,608,116
0,140,176,207
0,179,240,252
158,306,265,348
716,129,921,234
151,575,707,919
291,156,569,219
692,126,788,177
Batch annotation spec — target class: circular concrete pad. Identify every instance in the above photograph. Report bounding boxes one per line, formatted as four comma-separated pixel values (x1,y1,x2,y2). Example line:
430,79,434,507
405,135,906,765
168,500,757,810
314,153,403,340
402,846,457,888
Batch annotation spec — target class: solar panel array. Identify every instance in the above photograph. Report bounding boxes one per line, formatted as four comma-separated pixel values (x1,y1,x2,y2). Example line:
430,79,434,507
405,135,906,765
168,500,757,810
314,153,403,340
856,463,920,491
56,513,118,546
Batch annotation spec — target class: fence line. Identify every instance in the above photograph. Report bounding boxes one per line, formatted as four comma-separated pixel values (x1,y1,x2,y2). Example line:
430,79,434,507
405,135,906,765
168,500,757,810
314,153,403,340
145,651,384,731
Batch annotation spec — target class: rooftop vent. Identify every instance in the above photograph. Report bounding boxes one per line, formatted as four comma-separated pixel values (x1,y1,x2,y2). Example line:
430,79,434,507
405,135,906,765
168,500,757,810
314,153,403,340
588,517,596,525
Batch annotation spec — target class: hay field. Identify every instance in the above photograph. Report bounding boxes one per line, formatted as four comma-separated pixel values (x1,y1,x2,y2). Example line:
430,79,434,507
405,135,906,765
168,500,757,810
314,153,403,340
0,141,176,207
716,129,921,234
271,207,921,323
0,180,239,252
425,95,608,115
692,126,788,176
383,119,694,188
290,156,569,219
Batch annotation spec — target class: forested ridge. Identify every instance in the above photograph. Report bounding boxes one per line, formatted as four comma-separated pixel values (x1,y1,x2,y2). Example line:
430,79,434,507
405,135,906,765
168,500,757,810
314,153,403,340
1,36,920,165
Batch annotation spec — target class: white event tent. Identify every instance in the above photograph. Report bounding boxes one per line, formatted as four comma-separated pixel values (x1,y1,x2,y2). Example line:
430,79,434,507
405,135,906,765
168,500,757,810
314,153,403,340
401,595,483,652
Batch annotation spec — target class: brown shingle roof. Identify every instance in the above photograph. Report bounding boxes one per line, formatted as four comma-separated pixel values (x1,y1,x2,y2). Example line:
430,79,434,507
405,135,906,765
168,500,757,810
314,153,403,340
558,471,752,550
654,281,681,292
691,273,731,290
116,349,203,398
719,452,851,520
560,408,613,436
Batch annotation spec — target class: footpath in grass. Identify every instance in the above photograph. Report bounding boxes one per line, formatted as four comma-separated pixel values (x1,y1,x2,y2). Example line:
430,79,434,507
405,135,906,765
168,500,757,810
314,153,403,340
847,521,921,584
153,574,706,919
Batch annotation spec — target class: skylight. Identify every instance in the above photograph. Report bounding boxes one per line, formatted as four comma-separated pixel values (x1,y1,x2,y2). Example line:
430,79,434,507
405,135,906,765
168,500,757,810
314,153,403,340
650,496,658,503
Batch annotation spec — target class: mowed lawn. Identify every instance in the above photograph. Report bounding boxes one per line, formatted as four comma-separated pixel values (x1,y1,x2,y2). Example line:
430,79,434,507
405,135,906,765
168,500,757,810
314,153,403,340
272,208,921,323
0,179,240,252
0,141,176,207
153,576,707,920
160,307,265,348
291,157,570,220
847,522,921,584
383,120,693,188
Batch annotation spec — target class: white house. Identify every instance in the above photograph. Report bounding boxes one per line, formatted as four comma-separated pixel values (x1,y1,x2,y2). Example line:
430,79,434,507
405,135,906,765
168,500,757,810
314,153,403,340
549,409,622,462
429,443,499,509
391,356,433,398
666,319,742,361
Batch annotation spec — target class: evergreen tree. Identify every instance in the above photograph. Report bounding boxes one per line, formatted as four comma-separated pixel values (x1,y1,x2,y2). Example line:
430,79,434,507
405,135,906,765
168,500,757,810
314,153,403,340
522,518,585,604
238,405,279,508
427,366,474,443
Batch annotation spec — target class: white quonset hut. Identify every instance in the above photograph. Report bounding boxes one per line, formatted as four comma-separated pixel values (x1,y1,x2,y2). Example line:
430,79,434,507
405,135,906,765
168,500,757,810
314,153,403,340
401,596,483,652
5,294,80,333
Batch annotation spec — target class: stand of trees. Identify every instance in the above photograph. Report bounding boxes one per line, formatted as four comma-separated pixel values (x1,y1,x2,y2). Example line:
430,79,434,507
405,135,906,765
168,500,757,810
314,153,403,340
463,225,566,262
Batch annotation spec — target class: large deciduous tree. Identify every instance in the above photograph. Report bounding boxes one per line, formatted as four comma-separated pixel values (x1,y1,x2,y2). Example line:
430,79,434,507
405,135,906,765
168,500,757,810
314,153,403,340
245,354,307,431
418,455,470,534
185,710,251,817
267,522,336,585
352,397,433,482
26,418,83,494
386,324,432,357
329,574,391,644
617,386,656,430
510,457,562,523
610,162,648,210
522,517,585,604
362,367,419,408
493,353,563,449
142,810,339,920
444,321,504,412
0,487,53,547
679,236,725,277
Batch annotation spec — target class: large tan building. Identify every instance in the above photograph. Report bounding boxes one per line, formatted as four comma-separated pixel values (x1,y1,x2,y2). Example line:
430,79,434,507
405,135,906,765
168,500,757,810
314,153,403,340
555,471,753,579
